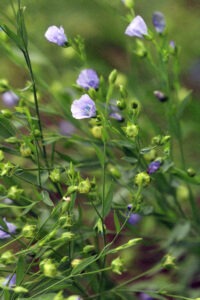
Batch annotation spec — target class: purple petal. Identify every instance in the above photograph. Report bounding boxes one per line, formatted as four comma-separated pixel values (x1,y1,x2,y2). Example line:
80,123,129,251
1,91,19,107
76,69,99,90
0,218,17,239
71,94,96,119
147,161,161,174
128,213,141,225
45,26,67,46
3,274,16,287
125,15,148,38
152,11,166,33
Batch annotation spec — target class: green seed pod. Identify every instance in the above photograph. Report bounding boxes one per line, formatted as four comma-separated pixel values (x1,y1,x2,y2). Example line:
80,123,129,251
111,257,124,275
108,69,118,84
135,172,150,187
1,250,16,264
22,225,37,239
49,168,61,183
125,124,139,138
187,168,196,177
20,143,32,157
91,126,102,139
78,178,91,194
7,186,23,200
40,259,58,278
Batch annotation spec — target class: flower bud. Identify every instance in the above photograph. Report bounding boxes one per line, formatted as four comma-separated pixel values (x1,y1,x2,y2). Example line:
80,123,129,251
20,143,32,157
13,286,28,293
67,186,78,195
0,250,15,264
91,126,102,139
33,129,41,137
94,218,106,234
7,186,23,200
53,291,64,300
0,162,15,177
119,85,128,99
66,296,83,300
0,79,9,93
116,100,126,110
162,254,176,270
108,69,118,84
176,185,189,202
5,137,20,144
83,245,95,254
22,225,37,239
122,0,134,9
154,90,168,102
40,259,58,278
49,169,61,183
0,150,4,162
135,172,150,187
59,215,72,228
1,109,12,118
78,178,91,194
187,168,196,177
111,257,124,275
125,124,139,138
71,258,82,268
61,232,75,241
107,164,121,179
134,40,147,58
143,149,156,162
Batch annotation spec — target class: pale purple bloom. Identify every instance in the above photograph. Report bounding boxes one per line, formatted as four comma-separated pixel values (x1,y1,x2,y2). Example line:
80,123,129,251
140,293,153,300
147,161,161,174
3,274,16,287
153,90,168,102
125,15,148,38
152,11,166,33
71,94,96,119
76,69,99,90
45,26,67,46
59,120,75,136
0,218,16,239
1,91,19,107
127,204,141,225
109,104,123,122
169,40,176,49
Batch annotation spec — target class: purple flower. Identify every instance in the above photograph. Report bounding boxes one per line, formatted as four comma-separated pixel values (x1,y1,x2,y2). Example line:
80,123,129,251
147,161,161,174
125,15,148,38
71,94,96,119
153,90,168,102
0,218,17,239
45,26,67,46
1,91,19,107
109,104,124,122
127,205,141,225
140,293,153,300
59,120,75,136
3,274,16,287
76,69,99,90
152,12,166,33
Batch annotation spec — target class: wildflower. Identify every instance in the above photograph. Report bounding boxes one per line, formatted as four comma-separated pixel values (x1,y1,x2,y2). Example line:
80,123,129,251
66,296,82,300
147,161,161,174
71,94,96,119
3,274,16,287
109,109,123,122
153,90,168,102
127,204,141,225
140,293,153,300
1,91,19,107
76,69,99,90
125,15,148,38
152,11,166,33
0,218,16,239
44,26,67,46
59,120,75,136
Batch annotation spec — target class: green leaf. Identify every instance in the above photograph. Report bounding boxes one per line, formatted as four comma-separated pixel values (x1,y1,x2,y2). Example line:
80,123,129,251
17,8,28,48
176,90,192,119
172,167,200,185
107,238,142,255
16,256,26,285
103,182,114,217
92,143,104,167
1,24,23,49
0,115,16,138
41,190,54,207
113,210,121,234
19,294,56,300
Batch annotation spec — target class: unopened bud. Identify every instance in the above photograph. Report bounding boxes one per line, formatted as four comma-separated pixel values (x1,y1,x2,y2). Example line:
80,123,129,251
20,143,32,157
111,257,124,275
107,164,121,179
162,254,176,270
7,186,23,200
61,232,75,241
125,124,139,138
13,286,28,293
5,137,20,144
22,225,37,239
53,291,64,300
108,69,118,84
40,259,58,278
91,126,102,139
1,250,15,264
187,168,196,177
78,178,91,194
122,0,134,9
119,85,128,99
135,172,150,187
83,245,95,254
71,259,82,268
66,296,83,300
49,169,61,183
116,100,126,110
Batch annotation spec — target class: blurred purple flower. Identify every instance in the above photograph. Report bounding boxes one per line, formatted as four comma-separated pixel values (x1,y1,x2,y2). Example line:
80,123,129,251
140,293,153,300
0,218,16,239
45,26,67,46
125,15,148,38
127,204,141,225
1,91,19,107
147,161,161,174
59,120,75,136
71,94,96,119
3,274,16,287
76,69,99,90
109,104,124,122
153,90,168,102
152,11,166,33
169,40,176,49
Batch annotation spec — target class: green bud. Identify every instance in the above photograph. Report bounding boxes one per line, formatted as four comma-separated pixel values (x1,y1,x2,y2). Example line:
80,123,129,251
33,129,41,137
78,178,91,194
13,286,28,293
71,258,82,268
61,231,75,241
0,79,9,93
116,100,126,110
111,257,124,275
49,168,61,183
60,256,68,263
59,215,72,227
54,291,65,300
161,135,171,144
107,164,121,179
108,69,118,84
40,259,58,278
20,143,32,157
1,250,15,264
1,109,12,118
187,168,196,177
119,85,128,99
83,245,95,254
162,254,176,270
124,124,139,138
94,218,106,234
176,185,189,202
67,185,78,195
122,0,134,9
88,88,96,99
66,296,83,300
7,186,23,200
135,172,150,187
91,126,102,139
4,137,20,144
0,162,15,177
134,40,147,58
0,150,4,162
143,149,156,162
151,135,162,145
22,225,37,238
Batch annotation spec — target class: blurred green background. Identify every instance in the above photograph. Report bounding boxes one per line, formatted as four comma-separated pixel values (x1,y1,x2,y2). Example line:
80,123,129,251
0,0,200,168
